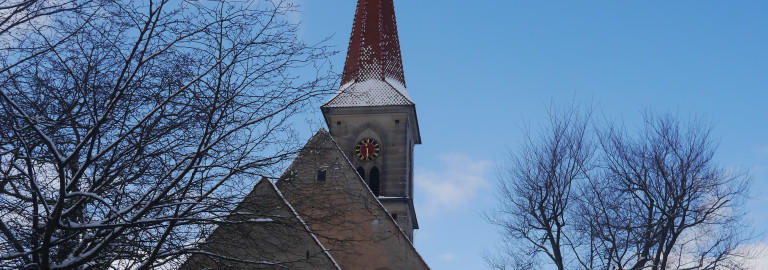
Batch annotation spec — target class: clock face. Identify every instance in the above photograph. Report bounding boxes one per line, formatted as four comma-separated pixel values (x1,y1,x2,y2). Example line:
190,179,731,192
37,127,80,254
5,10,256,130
354,138,381,161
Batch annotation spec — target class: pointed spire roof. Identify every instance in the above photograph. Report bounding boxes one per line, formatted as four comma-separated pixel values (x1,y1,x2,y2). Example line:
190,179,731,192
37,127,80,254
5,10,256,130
323,0,414,108
343,0,405,88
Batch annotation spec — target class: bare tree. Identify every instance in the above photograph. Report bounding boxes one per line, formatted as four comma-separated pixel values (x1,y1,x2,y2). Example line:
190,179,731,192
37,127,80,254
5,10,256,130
488,107,752,270
486,104,594,270
0,0,335,269
582,112,751,270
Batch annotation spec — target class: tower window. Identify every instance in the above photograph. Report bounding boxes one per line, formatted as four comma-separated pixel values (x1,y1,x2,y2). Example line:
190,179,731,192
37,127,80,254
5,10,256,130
395,119,400,124
356,166,366,181
317,170,326,181
336,121,341,125
392,213,398,220
369,167,380,196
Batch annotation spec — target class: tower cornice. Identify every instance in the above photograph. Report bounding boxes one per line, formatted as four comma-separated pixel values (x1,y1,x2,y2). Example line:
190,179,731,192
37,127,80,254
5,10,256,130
321,105,421,145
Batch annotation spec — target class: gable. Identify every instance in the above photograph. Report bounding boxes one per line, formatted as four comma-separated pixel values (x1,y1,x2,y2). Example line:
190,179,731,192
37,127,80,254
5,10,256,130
181,178,339,270
276,129,429,270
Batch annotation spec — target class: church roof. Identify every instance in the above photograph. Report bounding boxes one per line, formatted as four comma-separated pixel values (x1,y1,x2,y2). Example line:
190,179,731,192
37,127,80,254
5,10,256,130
323,0,414,108
324,78,413,107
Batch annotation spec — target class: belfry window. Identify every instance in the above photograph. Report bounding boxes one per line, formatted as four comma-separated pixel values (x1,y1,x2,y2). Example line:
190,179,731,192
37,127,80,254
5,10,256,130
356,167,366,181
369,167,380,196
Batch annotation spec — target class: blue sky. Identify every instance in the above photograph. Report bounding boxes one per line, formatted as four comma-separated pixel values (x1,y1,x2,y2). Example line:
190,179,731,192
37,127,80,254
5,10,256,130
296,1,768,269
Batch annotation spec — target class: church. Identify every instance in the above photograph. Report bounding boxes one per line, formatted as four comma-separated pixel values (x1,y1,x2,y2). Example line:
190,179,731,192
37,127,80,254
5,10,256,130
181,0,429,269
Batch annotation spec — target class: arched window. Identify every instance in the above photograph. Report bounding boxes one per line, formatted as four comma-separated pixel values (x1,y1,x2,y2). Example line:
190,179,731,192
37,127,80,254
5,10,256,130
356,167,366,181
369,167,380,196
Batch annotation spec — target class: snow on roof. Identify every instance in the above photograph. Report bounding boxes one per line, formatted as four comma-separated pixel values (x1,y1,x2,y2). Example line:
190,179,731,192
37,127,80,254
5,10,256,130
323,77,413,108
326,0,416,109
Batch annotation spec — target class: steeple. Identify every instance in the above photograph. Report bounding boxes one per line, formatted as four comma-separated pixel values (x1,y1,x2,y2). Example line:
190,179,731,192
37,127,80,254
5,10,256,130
323,0,413,108
343,0,405,88
321,0,422,240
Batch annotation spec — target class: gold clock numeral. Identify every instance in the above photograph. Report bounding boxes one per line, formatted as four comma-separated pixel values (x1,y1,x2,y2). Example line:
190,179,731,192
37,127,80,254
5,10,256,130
355,138,381,161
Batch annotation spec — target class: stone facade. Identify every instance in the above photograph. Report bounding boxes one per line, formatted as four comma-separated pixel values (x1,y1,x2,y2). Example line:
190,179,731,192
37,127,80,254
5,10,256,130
321,106,420,239
181,130,428,269
276,130,427,269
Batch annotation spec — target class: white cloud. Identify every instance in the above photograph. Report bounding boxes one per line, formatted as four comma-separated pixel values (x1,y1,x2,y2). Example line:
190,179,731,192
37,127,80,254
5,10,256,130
439,253,457,261
737,241,768,269
756,145,768,155
416,153,491,216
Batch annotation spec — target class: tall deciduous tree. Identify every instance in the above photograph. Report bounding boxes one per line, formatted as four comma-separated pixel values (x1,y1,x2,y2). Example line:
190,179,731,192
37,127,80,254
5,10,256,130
486,105,594,270
487,106,752,270
0,0,335,269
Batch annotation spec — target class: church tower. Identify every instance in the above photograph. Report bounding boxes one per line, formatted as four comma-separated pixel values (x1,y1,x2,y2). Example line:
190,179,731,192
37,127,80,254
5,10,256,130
321,0,421,240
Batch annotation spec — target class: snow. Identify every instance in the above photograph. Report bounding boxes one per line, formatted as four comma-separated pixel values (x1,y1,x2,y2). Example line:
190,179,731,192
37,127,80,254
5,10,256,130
384,76,411,100
324,78,414,108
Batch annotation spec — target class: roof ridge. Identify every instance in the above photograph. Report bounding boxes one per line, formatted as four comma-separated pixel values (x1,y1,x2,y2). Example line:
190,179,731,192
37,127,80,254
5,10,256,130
181,177,342,269
265,179,342,270
384,76,412,102
320,130,431,269
276,129,430,269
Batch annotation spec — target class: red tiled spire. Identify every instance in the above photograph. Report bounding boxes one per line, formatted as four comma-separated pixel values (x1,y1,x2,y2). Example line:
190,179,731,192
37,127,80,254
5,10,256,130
341,0,405,89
